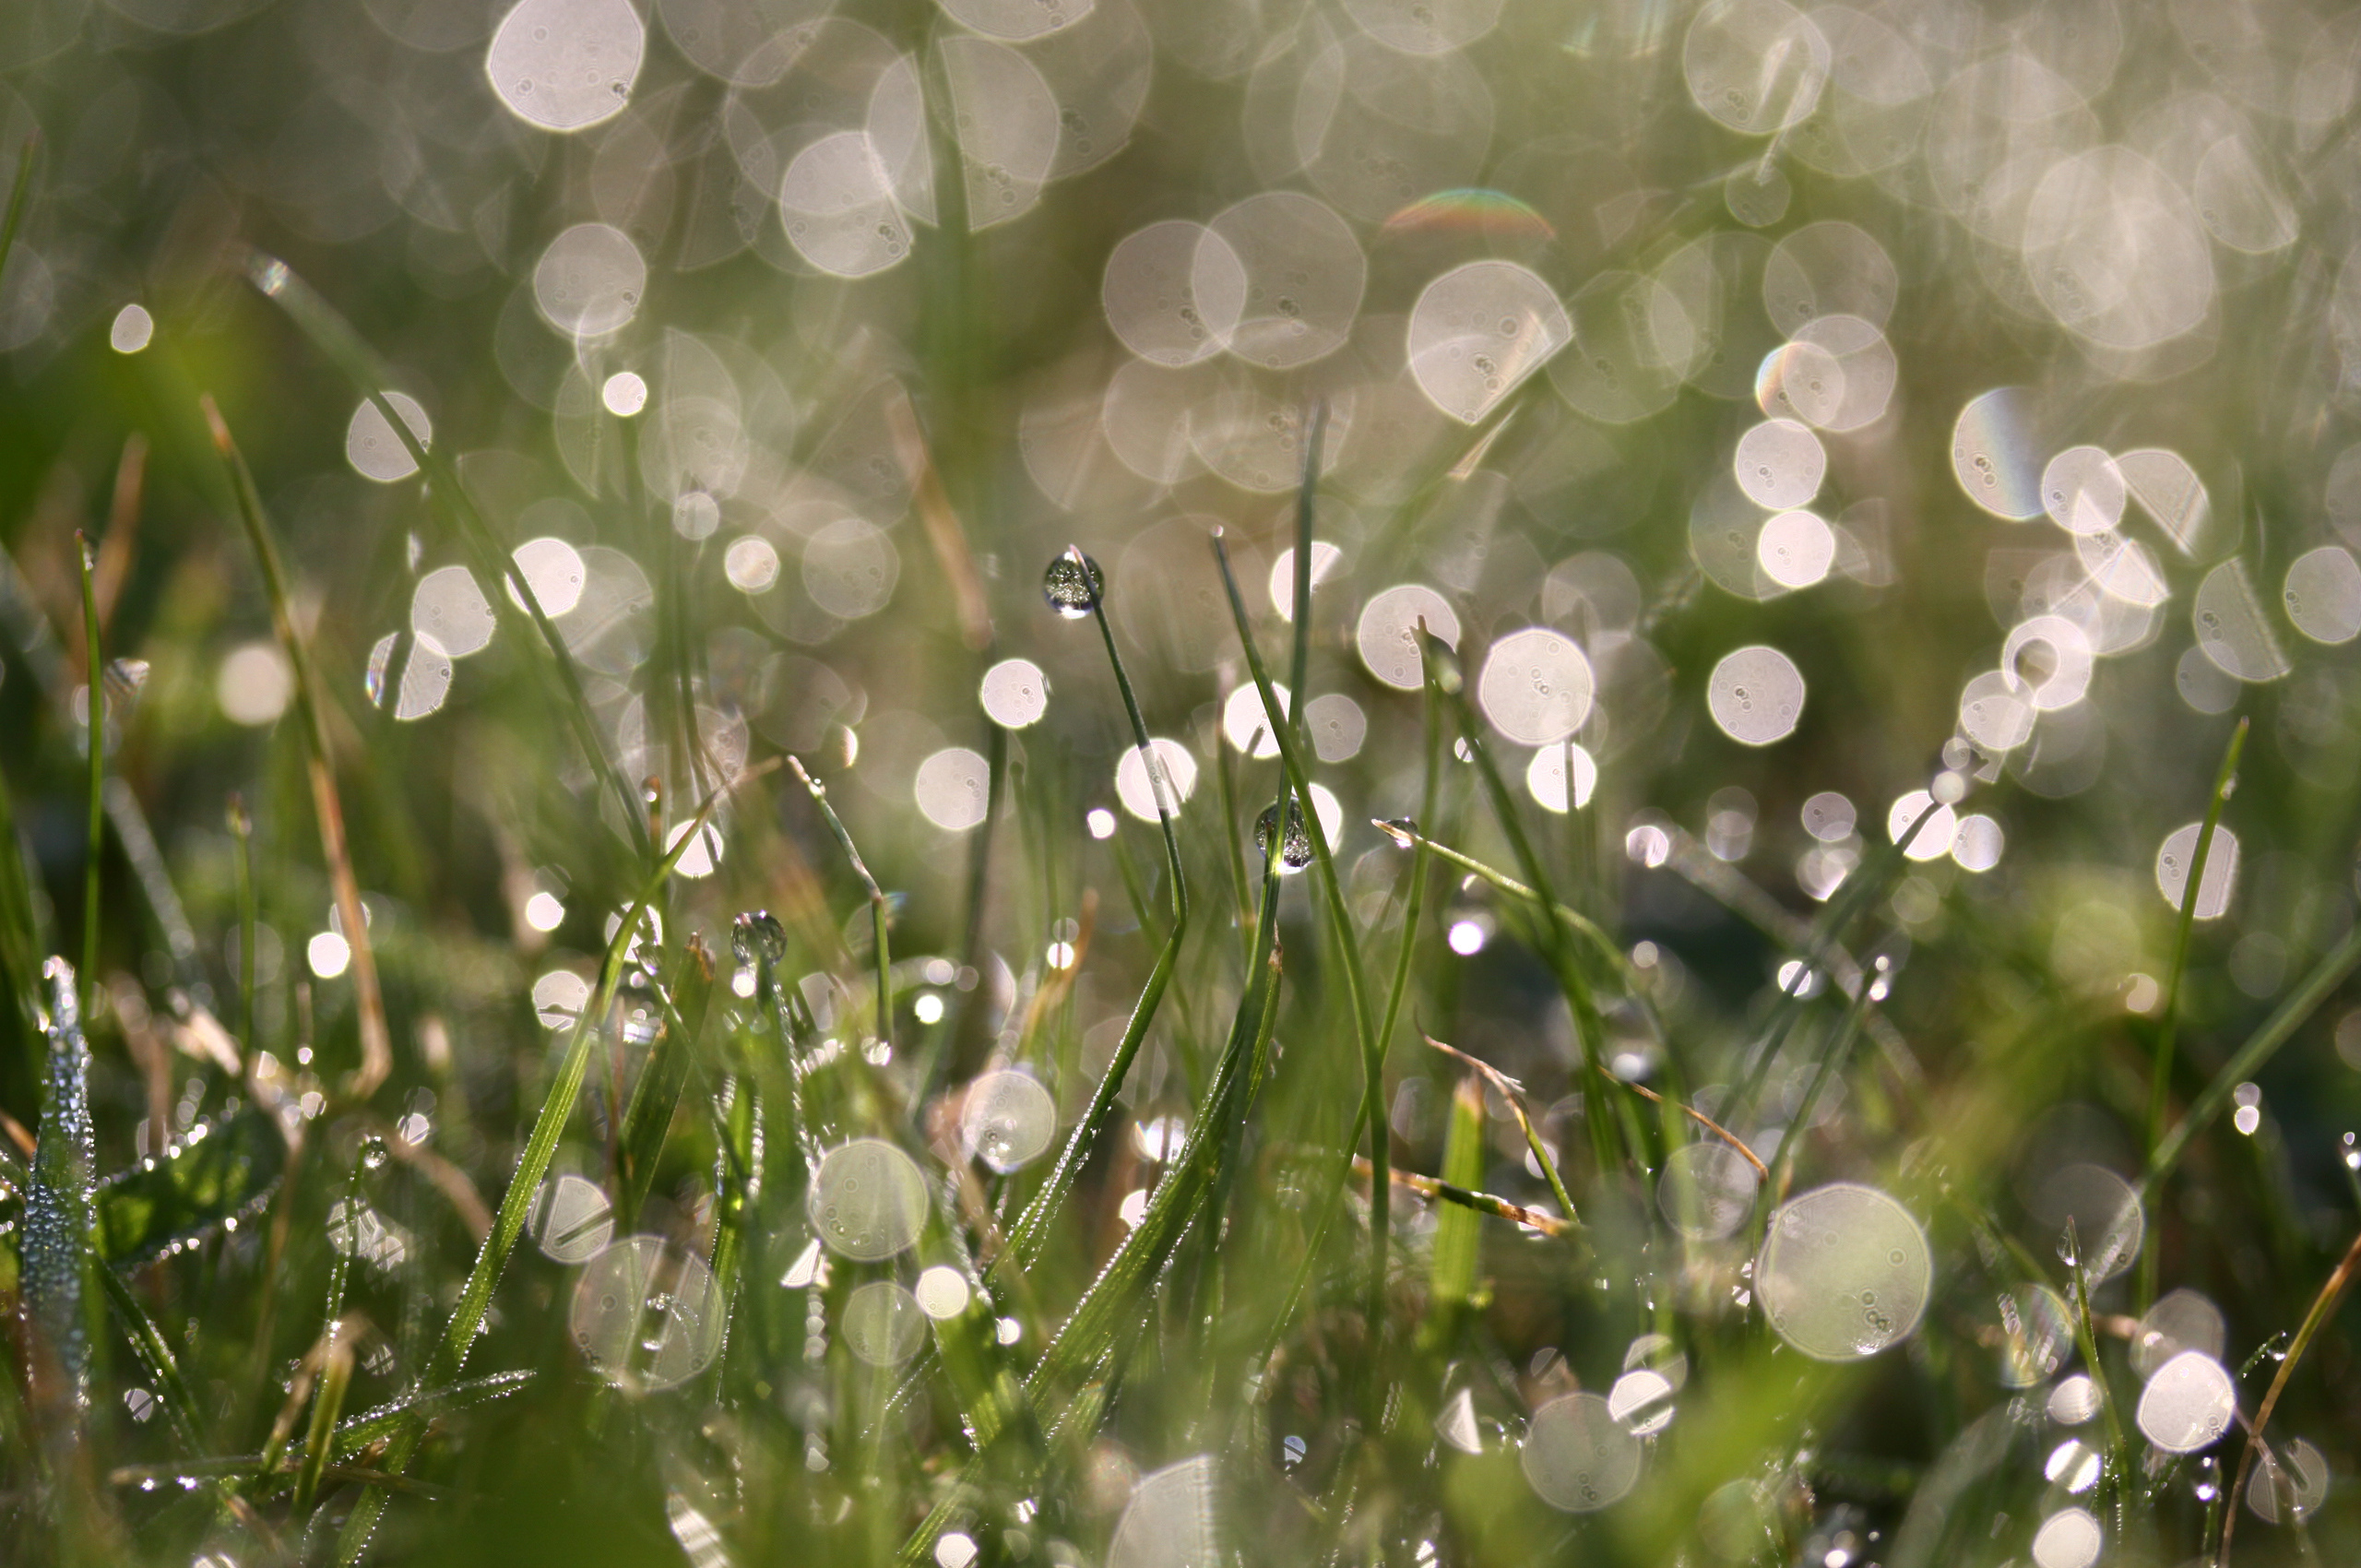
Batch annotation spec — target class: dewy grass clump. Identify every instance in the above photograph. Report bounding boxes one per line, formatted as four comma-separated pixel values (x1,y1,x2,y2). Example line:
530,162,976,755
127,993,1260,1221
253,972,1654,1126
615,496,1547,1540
6,1,2361,1565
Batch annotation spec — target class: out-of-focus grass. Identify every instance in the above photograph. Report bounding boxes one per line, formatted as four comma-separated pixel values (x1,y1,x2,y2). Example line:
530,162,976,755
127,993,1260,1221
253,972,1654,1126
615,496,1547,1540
1,1,2360,1566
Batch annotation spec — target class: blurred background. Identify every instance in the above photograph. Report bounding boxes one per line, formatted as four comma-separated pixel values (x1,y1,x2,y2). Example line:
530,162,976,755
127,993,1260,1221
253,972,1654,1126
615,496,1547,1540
6,0,2361,1562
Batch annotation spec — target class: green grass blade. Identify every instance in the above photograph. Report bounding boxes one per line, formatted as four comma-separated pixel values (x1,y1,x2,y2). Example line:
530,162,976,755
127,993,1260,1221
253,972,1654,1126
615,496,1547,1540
26,959,95,1412
1000,555,1191,1273
1418,1075,1486,1352
2138,717,2246,1306
333,774,739,1562
202,397,393,1104
76,536,101,1021
91,1259,203,1455
614,939,717,1233
92,1108,285,1267
2146,916,2361,1201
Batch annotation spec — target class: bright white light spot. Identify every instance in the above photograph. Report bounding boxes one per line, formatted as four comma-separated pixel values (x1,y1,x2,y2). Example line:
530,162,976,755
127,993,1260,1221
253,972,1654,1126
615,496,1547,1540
2234,1103,2260,1135
1707,646,1806,745
307,931,351,980
346,393,432,483
485,0,645,133
1114,738,1198,821
1086,808,1118,839
1477,628,1594,745
1447,920,1486,956
1950,814,2003,873
509,537,587,616
1756,509,1834,589
1525,743,1598,813
533,222,646,338
1357,585,1461,690
1117,1189,1149,1229
412,565,496,659
532,969,591,1028
1888,791,1958,861
2135,1350,2236,1454
915,747,992,832
218,643,294,727
2031,1507,2101,1568
110,303,153,354
915,1267,972,1323
913,992,945,1025
600,371,647,416
2155,823,2239,920
1268,543,1344,621
1045,941,1077,970
1733,419,1825,510
1626,824,1671,867
980,658,1050,728
524,892,565,932
1306,694,1366,762
673,493,720,540
666,820,724,879
995,1316,1022,1344
724,536,780,593
1223,682,1289,757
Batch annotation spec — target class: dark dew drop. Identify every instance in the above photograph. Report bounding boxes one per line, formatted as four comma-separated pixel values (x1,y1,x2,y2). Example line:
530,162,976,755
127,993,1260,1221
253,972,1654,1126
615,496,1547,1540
1257,798,1314,871
1043,552,1105,618
733,909,789,969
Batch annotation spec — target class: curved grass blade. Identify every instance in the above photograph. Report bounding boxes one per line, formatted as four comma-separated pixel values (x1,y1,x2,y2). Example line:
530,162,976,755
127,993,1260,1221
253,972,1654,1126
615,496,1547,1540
76,536,101,1020
93,1108,285,1267
2219,1218,2361,1566
2145,917,2361,1201
999,551,1190,1273
333,769,744,1563
203,397,392,1104
614,938,717,1234
91,1259,202,1454
786,756,894,1051
1210,513,1384,1377
2138,717,2246,1307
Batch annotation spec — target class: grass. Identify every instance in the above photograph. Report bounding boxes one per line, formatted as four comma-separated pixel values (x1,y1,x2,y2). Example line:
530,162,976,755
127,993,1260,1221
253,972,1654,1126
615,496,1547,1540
3,6,2361,1568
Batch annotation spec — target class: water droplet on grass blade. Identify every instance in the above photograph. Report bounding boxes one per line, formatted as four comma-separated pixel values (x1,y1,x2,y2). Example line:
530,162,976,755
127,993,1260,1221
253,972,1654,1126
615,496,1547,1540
1755,1182,1931,1360
1256,798,1314,872
1521,1391,1641,1511
1043,552,1104,616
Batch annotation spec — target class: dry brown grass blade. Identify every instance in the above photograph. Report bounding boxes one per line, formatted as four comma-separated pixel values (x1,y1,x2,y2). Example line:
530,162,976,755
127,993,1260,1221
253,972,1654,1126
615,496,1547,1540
201,395,392,1104
1350,1156,1576,1239
2219,1220,2361,1565
884,387,993,652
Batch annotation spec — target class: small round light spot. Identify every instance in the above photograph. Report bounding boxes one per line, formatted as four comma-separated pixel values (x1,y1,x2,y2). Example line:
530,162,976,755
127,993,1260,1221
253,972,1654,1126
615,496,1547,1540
600,371,647,417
